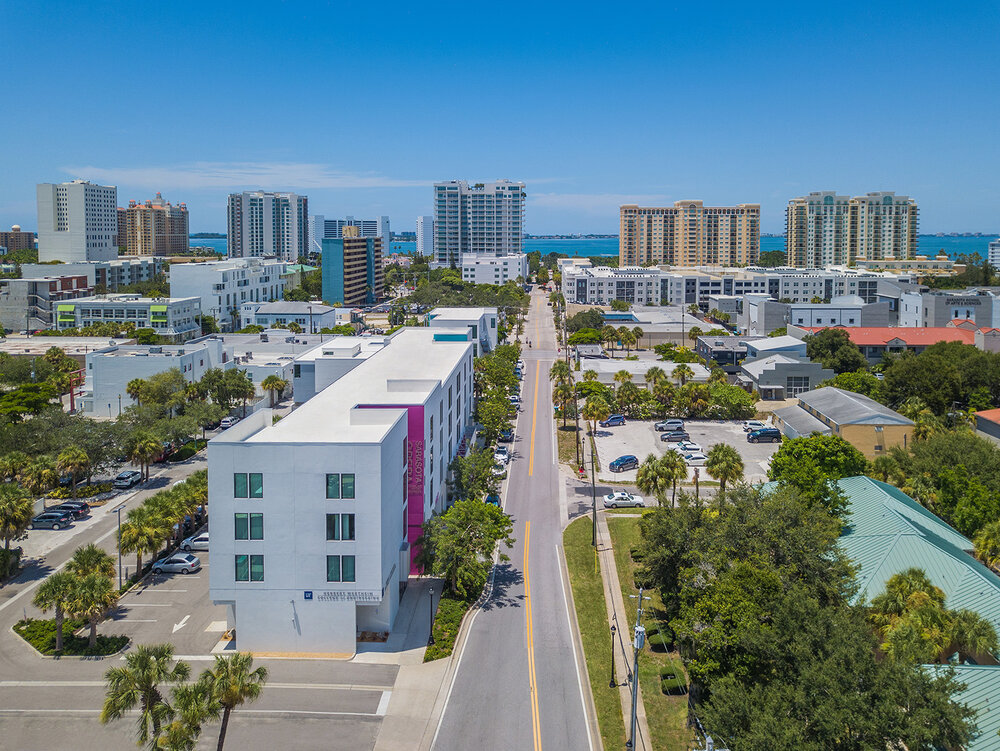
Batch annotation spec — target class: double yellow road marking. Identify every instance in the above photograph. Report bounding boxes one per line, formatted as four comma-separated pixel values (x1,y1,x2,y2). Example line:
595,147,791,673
524,521,542,750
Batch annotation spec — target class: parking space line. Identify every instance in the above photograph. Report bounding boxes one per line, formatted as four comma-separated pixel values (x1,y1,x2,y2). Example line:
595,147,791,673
121,603,174,607
376,691,391,716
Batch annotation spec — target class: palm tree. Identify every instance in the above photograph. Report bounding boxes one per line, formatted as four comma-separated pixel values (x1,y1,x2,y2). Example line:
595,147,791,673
652,380,675,415
869,455,902,485
101,643,191,747
617,326,634,355
948,609,999,659
581,396,611,437
0,451,29,481
658,451,688,504
120,506,164,575
973,519,1000,571
705,443,744,501
32,571,78,653
552,382,573,428
636,453,672,506
56,446,90,499
0,483,33,549
617,382,641,417
127,378,148,407
66,572,119,648
260,375,288,408
687,303,700,317
687,325,703,344
67,543,116,579
157,680,219,751
582,369,599,383
549,360,570,386
130,431,162,481
201,652,269,751
896,397,928,421
631,326,644,350
870,568,946,627
913,411,941,441
644,366,666,387
20,455,57,497
613,370,633,387
671,363,694,386
600,326,617,356
708,367,728,385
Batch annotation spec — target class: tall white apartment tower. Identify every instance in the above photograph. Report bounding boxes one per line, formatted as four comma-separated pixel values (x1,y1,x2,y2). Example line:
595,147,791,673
37,180,119,262
416,216,434,256
227,191,309,263
377,216,391,249
432,180,525,267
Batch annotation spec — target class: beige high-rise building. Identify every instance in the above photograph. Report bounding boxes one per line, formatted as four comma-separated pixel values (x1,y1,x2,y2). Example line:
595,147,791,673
786,191,918,267
619,201,760,267
123,193,189,256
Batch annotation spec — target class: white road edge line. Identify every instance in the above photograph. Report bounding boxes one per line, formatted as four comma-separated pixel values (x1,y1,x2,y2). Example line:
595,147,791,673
558,540,596,751
376,690,392,716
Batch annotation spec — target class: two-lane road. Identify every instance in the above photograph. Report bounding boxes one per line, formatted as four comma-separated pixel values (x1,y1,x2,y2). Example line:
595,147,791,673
434,291,593,751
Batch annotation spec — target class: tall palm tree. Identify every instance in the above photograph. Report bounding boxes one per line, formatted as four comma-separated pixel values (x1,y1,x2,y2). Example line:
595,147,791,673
32,571,78,653
948,609,999,659
582,369,599,383
617,382,641,417
201,652,269,751
56,446,90,499
687,326,703,344
896,397,928,421
66,572,119,648
66,543,116,579
600,326,617,356
658,451,688,505
652,380,675,414
552,382,573,428
0,450,29,481
101,643,191,747
869,455,902,485
130,431,162,481
120,507,164,575
636,453,671,506
260,375,288,408
973,519,1000,571
671,363,694,386
617,326,634,355
157,680,219,751
644,366,666,387
613,370,633,387
126,378,148,407
631,326,644,350
704,443,744,501
20,455,57,498
549,360,570,386
870,568,946,627
581,396,611,437
0,483,33,549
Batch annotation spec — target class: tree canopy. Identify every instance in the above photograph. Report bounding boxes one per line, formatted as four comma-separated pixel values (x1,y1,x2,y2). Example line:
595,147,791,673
804,328,867,374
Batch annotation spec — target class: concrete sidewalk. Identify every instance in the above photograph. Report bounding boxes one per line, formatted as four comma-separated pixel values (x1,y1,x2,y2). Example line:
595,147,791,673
597,511,653,751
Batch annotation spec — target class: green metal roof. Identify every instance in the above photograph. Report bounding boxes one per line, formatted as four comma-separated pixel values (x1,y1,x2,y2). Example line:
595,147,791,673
926,665,1000,751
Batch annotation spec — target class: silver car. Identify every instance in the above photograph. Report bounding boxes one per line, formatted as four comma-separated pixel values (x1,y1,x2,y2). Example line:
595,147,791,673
152,552,202,575
180,532,209,552
603,491,645,509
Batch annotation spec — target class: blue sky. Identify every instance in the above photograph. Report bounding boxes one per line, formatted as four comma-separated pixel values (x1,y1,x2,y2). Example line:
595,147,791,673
1,1,997,234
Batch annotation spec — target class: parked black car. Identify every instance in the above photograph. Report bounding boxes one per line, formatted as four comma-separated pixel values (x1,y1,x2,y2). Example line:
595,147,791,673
660,430,690,442
609,455,639,472
49,503,89,520
747,427,782,443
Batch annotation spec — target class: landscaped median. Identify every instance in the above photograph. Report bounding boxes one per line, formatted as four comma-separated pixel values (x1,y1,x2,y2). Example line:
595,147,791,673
14,618,128,657
563,516,626,749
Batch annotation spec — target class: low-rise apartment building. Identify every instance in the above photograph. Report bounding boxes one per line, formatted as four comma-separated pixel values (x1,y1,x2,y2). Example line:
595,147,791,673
561,264,665,306
737,355,834,400
426,307,498,355
773,387,913,459
169,258,286,330
459,253,527,285
208,327,475,655
21,257,163,291
0,275,92,332
790,325,976,364
56,294,202,342
740,295,893,336
240,301,348,331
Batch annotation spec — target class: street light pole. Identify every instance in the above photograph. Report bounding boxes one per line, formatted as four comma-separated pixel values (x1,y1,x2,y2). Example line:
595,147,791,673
590,439,598,547
428,586,435,645
115,506,124,590
610,620,617,688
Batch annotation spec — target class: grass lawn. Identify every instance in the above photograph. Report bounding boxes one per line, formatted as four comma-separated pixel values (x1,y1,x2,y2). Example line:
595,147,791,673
557,424,583,469
564,517,626,750
606,515,696,751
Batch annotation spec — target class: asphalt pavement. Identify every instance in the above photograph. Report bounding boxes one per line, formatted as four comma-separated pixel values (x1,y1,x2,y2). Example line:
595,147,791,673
433,291,594,751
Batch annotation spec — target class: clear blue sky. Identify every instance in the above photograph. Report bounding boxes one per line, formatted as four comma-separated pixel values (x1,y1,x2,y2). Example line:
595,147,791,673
1,1,997,235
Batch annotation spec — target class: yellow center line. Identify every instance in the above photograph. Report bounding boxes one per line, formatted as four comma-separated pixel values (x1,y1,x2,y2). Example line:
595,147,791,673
524,520,542,751
528,359,540,476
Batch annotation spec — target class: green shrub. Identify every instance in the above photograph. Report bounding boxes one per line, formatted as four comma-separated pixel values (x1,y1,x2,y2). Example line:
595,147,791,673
167,440,207,462
424,594,473,662
14,618,129,656
0,547,22,579
646,625,674,652
659,658,688,694
47,482,113,500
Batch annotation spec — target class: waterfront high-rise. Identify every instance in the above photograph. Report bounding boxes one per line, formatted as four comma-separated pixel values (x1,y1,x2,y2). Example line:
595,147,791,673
786,191,918,267
416,215,434,256
321,230,384,306
433,180,525,266
619,201,760,267
37,180,119,262
227,191,308,262
123,193,189,256
0,225,35,255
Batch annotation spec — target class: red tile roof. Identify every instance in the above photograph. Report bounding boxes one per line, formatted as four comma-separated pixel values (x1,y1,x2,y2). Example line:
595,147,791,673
974,408,1000,425
799,326,976,346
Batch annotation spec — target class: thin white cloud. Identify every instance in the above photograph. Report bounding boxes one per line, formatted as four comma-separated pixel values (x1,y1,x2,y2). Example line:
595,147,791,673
61,162,430,190
530,192,672,213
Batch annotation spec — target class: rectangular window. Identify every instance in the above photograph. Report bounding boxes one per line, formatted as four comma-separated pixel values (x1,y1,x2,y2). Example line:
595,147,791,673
341,474,355,499
234,473,248,498
248,473,263,498
342,555,355,582
249,513,263,540
326,473,340,499
235,513,249,539
326,513,340,540
326,555,341,581
235,554,249,581
249,555,264,581
341,513,355,540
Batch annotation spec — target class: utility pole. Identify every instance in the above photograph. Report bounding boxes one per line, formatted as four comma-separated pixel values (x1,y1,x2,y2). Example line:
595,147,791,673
590,438,598,547
626,589,651,750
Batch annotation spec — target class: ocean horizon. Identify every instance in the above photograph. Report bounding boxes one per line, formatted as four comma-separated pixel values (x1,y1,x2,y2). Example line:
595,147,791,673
191,234,999,261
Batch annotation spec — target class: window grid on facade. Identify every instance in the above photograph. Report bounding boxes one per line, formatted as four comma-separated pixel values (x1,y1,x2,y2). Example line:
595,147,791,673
234,473,263,498
235,554,264,582
326,473,355,499
326,554,356,582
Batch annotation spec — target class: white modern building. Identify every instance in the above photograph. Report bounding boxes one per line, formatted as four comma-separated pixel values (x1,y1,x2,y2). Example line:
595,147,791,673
37,180,119,262
310,215,390,253
239,301,349,331
989,238,1000,269
426,307,498,355
22,257,163,291
82,336,230,415
228,192,308,262
169,258,287,330
292,336,392,404
740,295,893,336
561,263,665,306
56,295,202,341
208,327,475,654
460,253,528,286
416,216,434,256
433,180,524,267
0,275,93,332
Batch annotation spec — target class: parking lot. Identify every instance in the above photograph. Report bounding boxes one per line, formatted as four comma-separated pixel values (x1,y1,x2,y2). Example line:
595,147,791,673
592,418,781,485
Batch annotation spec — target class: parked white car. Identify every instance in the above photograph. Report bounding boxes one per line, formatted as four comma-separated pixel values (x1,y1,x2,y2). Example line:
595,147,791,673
672,441,703,453
219,416,239,429
494,446,510,465
180,532,209,552
603,491,645,508
683,452,708,465
491,463,507,478
743,420,767,432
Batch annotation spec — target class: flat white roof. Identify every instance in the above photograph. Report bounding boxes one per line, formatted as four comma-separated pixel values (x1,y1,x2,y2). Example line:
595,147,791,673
428,307,496,321
294,335,390,364
245,328,472,444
